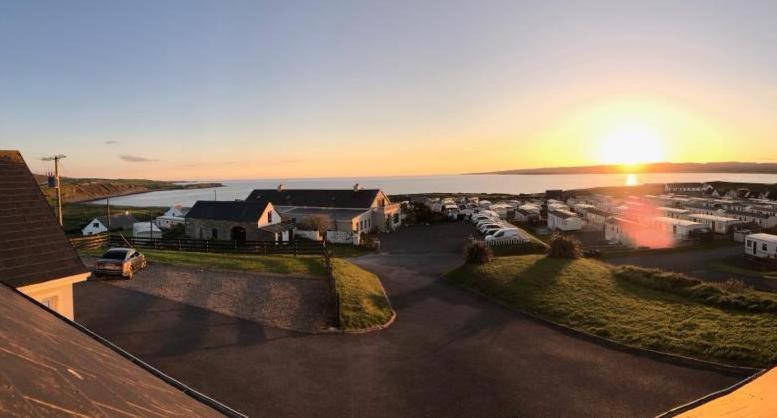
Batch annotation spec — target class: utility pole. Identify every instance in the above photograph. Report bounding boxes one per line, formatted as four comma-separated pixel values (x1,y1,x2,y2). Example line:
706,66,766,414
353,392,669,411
106,195,111,230
42,154,66,226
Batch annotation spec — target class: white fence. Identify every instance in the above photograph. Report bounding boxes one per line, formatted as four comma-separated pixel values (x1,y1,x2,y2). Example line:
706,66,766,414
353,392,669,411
485,238,529,246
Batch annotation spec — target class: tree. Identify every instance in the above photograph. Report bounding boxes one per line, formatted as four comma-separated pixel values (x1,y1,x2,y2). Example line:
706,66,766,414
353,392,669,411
301,214,331,237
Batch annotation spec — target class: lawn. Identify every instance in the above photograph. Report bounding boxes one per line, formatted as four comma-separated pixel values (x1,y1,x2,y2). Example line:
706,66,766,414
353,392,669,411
331,259,394,331
81,248,327,276
444,254,777,367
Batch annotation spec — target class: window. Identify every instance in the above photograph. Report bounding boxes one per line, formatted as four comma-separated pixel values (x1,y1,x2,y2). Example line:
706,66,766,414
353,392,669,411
747,240,752,247
41,296,57,310
267,211,273,223
93,222,99,227
212,228,218,239
763,243,768,251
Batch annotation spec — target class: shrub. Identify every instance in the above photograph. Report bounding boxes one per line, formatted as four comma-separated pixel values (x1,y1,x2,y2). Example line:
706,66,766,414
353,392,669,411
719,278,748,293
547,233,583,259
464,240,493,264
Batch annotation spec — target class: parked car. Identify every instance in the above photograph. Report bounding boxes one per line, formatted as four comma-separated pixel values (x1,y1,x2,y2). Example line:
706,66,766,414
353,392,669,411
471,214,496,224
479,223,503,233
485,228,522,241
94,248,146,279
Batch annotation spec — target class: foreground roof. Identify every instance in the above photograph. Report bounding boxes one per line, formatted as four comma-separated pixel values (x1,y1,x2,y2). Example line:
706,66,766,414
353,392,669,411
669,368,776,417
186,200,271,222
0,150,87,287
0,284,237,417
246,189,381,209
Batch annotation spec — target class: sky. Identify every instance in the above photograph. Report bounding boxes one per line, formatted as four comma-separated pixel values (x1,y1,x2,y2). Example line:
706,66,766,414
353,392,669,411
1,0,776,180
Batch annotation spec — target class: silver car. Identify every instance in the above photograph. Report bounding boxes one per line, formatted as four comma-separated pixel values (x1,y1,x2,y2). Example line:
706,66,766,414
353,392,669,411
94,248,147,279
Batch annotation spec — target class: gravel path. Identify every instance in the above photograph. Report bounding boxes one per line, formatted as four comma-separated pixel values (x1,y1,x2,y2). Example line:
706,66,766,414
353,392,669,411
83,258,335,332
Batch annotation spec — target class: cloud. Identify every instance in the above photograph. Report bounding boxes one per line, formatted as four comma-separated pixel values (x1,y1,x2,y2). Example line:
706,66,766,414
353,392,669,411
104,140,120,145
119,154,157,163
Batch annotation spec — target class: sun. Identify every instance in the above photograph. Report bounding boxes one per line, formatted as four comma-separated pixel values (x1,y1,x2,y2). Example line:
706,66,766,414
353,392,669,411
598,122,665,167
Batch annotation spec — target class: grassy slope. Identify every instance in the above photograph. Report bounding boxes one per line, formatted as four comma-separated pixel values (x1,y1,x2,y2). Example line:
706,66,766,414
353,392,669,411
82,248,327,276
445,254,777,367
331,259,394,330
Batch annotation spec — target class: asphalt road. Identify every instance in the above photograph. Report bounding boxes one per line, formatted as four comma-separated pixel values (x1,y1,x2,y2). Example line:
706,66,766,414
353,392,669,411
607,244,777,292
75,222,743,417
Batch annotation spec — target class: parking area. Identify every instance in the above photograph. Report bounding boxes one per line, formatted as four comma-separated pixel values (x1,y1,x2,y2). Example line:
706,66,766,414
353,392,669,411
74,223,743,417
80,258,335,332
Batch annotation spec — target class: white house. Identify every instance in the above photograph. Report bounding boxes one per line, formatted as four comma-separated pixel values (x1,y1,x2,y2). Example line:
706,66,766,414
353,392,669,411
744,233,777,258
547,209,582,231
687,213,742,234
133,222,163,238
155,205,190,229
81,213,136,236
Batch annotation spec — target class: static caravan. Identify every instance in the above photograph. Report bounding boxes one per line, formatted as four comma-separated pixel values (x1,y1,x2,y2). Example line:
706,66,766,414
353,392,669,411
656,206,690,220
443,204,460,220
687,213,742,234
649,217,707,240
547,209,582,231
744,233,777,258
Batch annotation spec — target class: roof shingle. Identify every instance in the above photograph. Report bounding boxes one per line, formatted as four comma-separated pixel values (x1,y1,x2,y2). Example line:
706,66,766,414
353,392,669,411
0,151,87,287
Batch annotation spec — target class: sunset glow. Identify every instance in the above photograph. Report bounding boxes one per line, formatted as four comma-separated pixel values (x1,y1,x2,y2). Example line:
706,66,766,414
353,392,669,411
599,122,664,166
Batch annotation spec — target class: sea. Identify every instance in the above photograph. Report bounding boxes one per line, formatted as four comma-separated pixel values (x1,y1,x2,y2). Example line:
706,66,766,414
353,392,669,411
88,172,777,208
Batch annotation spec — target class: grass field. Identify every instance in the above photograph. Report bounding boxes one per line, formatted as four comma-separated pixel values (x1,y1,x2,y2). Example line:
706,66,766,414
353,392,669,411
445,254,777,367
331,259,394,331
61,203,165,235
81,248,327,276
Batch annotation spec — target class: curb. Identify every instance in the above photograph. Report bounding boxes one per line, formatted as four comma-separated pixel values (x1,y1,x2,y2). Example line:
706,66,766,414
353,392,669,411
442,275,762,377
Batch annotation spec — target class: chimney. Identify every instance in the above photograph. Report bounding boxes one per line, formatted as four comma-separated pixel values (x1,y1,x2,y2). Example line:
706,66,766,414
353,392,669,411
277,183,284,192
353,183,361,192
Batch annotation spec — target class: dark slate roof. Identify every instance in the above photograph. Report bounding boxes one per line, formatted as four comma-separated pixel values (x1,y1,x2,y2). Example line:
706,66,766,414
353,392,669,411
280,207,369,221
0,151,87,288
95,213,137,229
186,200,270,222
0,283,237,417
246,189,381,209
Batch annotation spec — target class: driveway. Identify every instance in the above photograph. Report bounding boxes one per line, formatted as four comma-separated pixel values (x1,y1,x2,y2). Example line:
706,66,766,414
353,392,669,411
607,244,777,292
75,222,743,417
81,259,335,332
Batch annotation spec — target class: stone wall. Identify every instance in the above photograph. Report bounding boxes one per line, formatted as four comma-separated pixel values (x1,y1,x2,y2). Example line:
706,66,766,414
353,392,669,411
185,218,276,241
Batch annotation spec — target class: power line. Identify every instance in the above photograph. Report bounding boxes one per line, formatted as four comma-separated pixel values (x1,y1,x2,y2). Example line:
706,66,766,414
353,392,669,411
41,154,66,226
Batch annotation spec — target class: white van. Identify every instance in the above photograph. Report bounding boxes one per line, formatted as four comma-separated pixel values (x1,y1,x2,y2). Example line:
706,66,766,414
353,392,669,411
485,228,524,242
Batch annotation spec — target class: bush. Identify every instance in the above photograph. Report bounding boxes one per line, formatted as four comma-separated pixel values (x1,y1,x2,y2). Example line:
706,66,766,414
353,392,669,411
547,233,583,259
613,265,777,313
464,240,493,264
719,278,748,293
